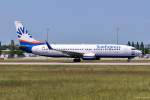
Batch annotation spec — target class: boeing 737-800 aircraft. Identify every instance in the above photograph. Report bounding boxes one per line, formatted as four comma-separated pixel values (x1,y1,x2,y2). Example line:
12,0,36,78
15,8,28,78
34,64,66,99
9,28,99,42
15,21,142,62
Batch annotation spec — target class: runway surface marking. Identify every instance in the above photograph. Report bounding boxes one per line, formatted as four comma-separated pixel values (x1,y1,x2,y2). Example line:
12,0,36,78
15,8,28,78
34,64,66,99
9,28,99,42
0,62,150,65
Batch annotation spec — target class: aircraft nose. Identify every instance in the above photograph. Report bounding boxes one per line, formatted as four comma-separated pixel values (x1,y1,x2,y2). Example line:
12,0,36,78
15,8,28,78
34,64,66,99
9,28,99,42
137,50,142,56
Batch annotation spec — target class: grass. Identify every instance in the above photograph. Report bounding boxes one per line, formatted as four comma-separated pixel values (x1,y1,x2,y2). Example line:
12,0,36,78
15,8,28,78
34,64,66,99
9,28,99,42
0,65,150,100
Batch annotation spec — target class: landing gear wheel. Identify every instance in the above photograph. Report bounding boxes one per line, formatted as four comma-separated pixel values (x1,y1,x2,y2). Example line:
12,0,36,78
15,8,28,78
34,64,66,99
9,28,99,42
96,57,101,60
127,57,132,62
73,58,81,62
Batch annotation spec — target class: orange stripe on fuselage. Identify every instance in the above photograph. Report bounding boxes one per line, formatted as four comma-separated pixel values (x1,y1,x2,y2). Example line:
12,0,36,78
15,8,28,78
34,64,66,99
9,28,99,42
19,40,44,44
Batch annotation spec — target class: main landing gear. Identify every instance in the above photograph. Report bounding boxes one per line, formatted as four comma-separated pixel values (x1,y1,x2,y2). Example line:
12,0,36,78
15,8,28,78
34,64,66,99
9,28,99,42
73,58,81,62
127,57,133,62
96,57,101,60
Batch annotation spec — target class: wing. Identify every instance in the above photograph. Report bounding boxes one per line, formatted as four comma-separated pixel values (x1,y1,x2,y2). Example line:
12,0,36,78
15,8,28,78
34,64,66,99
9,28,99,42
45,41,83,58
59,50,83,58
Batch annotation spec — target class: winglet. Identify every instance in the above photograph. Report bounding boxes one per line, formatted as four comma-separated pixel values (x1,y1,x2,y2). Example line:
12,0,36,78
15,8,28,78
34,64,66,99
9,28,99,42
45,41,52,49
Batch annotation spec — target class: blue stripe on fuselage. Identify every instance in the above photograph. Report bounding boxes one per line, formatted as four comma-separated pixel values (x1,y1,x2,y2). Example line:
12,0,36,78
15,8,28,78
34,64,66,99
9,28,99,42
20,42,45,53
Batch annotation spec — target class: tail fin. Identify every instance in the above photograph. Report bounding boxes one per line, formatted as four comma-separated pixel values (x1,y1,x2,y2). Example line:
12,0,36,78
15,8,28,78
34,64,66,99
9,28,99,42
14,21,43,45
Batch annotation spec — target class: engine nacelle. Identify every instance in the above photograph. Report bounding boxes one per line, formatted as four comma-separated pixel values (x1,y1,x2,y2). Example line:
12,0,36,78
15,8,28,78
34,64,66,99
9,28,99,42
82,53,96,60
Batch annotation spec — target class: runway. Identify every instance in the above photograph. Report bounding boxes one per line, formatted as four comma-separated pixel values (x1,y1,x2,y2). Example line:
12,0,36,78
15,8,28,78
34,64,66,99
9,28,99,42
0,62,150,65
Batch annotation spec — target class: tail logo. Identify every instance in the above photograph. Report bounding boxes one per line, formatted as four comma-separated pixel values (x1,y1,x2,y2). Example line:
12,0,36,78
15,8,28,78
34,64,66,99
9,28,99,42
15,21,44,45
17,27,32,39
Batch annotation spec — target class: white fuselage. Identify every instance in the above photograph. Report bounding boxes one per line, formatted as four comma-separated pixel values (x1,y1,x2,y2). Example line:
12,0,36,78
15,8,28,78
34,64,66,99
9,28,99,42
31,44,142,58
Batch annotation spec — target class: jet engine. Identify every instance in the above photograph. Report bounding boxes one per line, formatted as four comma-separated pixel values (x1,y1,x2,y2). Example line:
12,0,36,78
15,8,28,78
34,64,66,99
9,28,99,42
82,53,96,60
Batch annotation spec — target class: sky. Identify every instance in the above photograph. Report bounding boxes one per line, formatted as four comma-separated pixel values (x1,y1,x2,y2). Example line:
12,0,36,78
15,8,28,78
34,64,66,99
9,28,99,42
0,0,150,44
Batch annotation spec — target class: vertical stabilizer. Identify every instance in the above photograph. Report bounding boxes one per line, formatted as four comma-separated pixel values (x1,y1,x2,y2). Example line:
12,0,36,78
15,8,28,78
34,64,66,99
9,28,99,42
14,21,43,45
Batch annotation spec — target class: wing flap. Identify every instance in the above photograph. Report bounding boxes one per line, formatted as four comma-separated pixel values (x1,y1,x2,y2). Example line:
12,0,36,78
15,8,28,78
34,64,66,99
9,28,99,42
60,50,83,58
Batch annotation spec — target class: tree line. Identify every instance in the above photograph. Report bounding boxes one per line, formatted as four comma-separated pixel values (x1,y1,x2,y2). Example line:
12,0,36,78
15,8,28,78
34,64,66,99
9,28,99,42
0,40,24,57
127,41,149,54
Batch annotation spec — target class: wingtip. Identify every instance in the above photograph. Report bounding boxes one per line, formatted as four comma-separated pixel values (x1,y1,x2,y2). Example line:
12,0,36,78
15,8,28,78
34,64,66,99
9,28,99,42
45,40,52,49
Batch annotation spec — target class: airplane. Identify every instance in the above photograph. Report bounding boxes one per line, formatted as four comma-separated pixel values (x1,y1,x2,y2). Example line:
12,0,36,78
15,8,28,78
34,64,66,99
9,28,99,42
15,21,142,62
